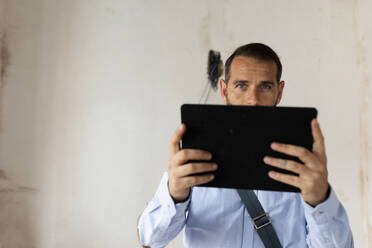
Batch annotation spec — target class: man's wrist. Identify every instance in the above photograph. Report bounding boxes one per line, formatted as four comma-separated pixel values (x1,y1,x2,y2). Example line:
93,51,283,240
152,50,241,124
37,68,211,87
168,182,190,204
171,190,191,204
306,184,330,207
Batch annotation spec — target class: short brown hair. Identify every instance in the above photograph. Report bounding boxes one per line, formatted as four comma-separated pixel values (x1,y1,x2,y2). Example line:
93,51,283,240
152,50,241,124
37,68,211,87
224,43,282,83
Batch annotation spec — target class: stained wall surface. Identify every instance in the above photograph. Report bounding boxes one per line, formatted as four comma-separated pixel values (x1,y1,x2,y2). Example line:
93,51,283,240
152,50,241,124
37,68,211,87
0,0,371,247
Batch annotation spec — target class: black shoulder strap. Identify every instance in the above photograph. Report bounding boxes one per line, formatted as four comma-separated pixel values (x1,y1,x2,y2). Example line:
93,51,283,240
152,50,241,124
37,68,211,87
236,189,283,248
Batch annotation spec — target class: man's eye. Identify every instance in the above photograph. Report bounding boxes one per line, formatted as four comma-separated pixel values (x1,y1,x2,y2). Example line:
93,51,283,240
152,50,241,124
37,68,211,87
261,84,272,89
237,84,246,89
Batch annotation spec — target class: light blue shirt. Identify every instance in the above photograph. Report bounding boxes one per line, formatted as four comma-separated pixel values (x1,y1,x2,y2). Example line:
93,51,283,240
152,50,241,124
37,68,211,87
138,171,354,247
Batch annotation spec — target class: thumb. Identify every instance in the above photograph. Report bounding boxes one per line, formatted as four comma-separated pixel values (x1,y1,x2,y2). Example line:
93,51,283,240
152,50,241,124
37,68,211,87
311,119,326,156
170,124,186,156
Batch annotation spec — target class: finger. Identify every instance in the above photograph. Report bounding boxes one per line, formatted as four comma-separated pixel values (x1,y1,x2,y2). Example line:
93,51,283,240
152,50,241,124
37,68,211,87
182,174,215,187
176,162,218,177
172,149,212,166
271,142,316,164
263,156,308,174
268,171,301,188
311,118,326,156
170,124,186,156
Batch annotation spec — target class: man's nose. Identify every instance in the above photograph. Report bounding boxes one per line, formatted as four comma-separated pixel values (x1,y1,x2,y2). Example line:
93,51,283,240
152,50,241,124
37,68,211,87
245,87,259,105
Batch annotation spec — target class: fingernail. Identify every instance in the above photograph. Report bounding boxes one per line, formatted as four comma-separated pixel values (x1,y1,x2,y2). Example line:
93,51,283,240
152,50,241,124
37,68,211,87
210,175,215,179
268,171,276,177
271,143,279,149
213,163,218,169
263,156,270,163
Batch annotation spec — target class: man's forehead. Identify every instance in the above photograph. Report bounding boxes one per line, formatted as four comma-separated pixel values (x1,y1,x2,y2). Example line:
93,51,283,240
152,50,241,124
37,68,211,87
230,56,277,76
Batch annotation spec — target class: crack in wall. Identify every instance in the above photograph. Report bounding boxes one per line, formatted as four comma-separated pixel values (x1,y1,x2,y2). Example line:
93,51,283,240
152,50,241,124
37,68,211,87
352,0,372,246
0,169,37,194
0,30,10,133
0,0,11,133
0,31,10,87
0,168,8,180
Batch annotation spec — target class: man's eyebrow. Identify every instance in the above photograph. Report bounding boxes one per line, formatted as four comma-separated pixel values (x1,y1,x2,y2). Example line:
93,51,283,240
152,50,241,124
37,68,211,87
261,81,275,85
233,80,249,85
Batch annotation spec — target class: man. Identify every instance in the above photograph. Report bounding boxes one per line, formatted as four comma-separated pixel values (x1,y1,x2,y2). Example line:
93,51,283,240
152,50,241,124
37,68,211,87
138,43,354,247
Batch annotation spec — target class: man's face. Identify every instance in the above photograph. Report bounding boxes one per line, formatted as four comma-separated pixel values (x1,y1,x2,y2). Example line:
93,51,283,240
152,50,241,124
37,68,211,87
220,56,285,106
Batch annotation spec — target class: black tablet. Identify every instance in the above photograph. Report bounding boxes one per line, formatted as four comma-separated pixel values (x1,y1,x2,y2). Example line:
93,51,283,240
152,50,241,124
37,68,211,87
180,104,317,192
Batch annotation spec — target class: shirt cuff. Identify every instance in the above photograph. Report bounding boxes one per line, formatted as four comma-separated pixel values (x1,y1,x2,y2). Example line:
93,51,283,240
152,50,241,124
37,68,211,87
302,185,339,226
156,171,191,218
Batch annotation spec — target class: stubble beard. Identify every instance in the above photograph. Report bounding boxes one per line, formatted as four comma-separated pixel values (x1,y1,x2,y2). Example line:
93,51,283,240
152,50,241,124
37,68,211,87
225,92,232,105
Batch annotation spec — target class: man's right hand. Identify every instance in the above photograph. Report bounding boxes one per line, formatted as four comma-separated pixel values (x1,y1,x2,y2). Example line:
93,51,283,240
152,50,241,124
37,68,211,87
167,124,218,203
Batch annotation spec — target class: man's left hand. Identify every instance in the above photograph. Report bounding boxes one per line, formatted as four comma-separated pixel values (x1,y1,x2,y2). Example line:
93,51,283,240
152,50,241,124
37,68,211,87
263,118,329,207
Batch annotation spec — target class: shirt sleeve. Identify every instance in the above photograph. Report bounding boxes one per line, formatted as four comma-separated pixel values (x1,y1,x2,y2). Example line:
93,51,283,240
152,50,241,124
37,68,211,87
138,171,191,248
302,185,354,248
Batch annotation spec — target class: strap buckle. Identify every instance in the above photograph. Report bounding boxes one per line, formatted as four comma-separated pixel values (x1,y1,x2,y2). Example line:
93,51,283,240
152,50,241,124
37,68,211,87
253,213,271,230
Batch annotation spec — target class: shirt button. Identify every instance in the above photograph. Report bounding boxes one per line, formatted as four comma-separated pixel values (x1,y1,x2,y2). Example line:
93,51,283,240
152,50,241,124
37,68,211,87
313,211,323,217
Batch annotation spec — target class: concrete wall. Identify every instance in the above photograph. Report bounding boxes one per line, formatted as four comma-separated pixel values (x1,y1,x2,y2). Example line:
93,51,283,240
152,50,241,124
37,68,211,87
0,0,371,247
